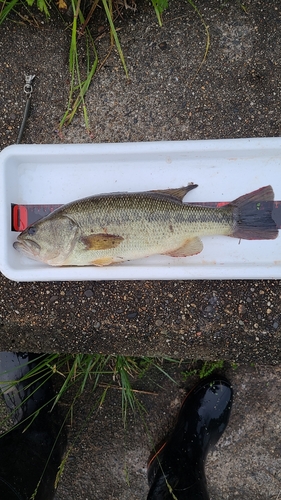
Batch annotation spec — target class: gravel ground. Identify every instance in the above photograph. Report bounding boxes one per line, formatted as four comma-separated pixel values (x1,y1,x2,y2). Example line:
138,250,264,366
0,0,281,498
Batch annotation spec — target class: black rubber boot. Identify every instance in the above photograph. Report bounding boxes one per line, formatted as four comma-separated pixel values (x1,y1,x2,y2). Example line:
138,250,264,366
147,376,233,500
0,352,67,500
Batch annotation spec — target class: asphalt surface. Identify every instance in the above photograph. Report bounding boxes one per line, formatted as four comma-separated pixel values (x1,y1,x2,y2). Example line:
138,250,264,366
0,0,281,498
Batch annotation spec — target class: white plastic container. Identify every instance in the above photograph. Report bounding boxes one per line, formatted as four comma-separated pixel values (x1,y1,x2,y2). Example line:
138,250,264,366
0,138,280,282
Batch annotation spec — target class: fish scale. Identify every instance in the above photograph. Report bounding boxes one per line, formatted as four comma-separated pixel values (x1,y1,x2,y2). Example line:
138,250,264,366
62,195,233,234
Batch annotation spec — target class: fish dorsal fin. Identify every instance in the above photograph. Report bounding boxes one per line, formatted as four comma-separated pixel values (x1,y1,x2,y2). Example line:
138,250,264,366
149,184,198,201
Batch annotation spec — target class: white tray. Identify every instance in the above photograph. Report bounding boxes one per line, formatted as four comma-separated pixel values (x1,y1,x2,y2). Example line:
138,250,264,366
0,139,280,282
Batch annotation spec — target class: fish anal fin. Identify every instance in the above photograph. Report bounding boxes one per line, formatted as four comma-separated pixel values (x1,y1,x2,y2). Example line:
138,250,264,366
81,233,124,250
164,237,203,257
150,184,198,201
91,257,116,266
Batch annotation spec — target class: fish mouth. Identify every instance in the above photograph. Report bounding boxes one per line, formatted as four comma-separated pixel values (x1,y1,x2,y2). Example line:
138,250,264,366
13,239,41,260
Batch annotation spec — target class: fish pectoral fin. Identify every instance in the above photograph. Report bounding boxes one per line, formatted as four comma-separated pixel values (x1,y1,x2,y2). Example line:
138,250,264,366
149,184,198,201
81,233,124,250
164,237,203,257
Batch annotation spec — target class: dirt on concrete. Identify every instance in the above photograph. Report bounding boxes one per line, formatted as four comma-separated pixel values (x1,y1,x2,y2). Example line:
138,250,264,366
0,0,281,498
0,278,280,365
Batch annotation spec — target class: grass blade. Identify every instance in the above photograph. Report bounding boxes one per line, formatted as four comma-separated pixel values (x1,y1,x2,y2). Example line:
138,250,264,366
59,0,98,128
0,0,20,24
151,0,168,27
187,0,210,75
101,0,128,77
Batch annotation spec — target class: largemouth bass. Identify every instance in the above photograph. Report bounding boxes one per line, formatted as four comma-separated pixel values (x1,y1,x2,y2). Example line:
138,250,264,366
13,184,278,267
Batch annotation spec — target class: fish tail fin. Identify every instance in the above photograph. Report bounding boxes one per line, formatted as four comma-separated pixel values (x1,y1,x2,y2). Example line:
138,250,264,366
230,185,278,240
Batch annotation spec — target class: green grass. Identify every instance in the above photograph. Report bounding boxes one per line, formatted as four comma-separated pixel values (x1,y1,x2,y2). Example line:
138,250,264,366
0,0,210,129
181,359,225,381
0,353,178,429
0,354,228,438
151,0,168,27
0,355,228,433
0,353,231,496
0,353,176,494
59,0,129,128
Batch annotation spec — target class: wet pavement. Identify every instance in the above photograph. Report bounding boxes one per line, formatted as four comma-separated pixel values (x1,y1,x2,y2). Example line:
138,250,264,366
0,0,281,498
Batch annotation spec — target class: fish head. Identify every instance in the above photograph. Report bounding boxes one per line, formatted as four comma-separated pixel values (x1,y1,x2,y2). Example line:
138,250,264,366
13,215,80,266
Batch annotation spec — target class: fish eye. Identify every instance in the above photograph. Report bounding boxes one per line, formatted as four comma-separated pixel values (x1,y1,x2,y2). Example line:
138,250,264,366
27,226,37,236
